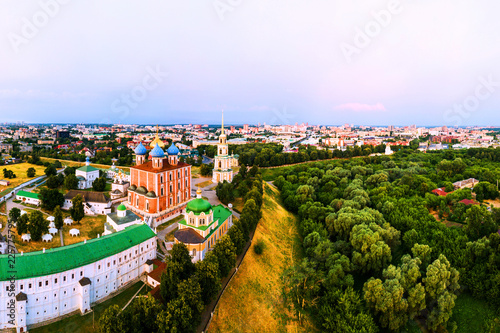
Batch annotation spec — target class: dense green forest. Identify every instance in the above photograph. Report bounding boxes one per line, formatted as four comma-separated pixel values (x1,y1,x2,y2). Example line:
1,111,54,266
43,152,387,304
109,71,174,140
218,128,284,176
270,148,500,332
199,141,418,167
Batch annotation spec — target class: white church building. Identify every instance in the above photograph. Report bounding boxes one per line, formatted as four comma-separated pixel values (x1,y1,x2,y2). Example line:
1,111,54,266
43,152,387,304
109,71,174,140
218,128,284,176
75,157,100,189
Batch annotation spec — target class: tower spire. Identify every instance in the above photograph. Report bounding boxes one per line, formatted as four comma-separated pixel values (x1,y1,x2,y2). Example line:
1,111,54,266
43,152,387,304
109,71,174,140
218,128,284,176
221,109,224,135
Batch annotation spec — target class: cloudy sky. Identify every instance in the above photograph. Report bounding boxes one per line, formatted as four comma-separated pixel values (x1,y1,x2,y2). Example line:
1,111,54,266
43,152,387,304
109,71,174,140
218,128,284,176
1,0,499,126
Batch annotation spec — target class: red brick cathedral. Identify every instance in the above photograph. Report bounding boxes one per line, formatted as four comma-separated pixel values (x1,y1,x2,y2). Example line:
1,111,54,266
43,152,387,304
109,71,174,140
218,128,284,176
126,140,191,227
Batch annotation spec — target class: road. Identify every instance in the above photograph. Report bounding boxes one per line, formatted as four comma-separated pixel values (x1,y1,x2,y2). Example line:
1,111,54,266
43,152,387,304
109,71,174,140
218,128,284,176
202,155,213,164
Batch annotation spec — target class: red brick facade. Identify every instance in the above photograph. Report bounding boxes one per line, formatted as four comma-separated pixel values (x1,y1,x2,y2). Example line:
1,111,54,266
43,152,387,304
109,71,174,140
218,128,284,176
127,159,191,221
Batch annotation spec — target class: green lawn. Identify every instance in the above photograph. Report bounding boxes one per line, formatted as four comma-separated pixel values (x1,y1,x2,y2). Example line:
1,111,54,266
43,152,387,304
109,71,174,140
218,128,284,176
31,281,145,333
0,187,14,198
156,214,184,232
451,293,500,333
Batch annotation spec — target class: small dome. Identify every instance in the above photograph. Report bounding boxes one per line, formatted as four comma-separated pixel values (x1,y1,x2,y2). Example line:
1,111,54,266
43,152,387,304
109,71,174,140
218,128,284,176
134,142,147,155
146,191,157,198
186,198,212,215
129,185,137,191
167,143,180,155
117,204,126,211
136,186,147,195
150,143,165,158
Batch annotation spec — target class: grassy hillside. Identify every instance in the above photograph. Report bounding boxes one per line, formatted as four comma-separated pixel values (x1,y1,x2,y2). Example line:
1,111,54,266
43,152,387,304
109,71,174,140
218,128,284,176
0,163,46,188
209,183,314,333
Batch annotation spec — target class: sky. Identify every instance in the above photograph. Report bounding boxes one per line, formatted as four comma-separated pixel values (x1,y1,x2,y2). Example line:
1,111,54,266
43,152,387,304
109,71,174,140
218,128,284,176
1,0,499,126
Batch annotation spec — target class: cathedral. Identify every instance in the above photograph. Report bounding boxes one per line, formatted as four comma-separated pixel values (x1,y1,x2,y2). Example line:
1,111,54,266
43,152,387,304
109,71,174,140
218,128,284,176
174,188,233,262
212,111,238,183
127,131,191,227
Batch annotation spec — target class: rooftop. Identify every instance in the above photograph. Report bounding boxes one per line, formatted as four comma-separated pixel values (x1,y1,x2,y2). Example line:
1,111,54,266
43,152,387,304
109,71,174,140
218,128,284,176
16,190,40,200
108,210,142,225
64,190,110,203
131,160,190,173
174,228,205,244
77,165,99,173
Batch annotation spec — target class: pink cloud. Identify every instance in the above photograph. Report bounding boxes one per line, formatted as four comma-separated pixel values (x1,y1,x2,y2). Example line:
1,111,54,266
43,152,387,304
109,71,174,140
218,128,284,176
334,103,386,112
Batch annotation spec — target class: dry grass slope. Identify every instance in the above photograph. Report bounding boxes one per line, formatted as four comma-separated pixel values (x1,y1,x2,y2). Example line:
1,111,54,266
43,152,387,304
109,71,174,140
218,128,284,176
0,163,46,188
209,183,313,333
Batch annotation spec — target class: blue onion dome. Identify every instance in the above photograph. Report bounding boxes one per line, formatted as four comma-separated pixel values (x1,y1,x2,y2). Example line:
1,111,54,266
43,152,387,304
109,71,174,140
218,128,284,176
150,143,165,158
166,142,180,155
134,142,147,155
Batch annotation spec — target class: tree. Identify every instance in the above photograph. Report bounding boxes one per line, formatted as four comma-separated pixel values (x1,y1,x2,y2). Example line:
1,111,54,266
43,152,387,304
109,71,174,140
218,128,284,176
170,243,196,276
70,194,85,224
8,207,21,223
318,287,378,333
98,305,125,333
239,163,247,178
28,210,49,241
282,259,322,324
249,165,259,177
160,261,185,303
64,174,79,190
227,224,245,255
158,297,196,333
177,277,204,320
93,176,107,191
215,181,234,204
423,255,460,331
54,206,63,230
195,251,221,304
64,166,75,176
26,167,36,178
119,296,162,333
44,164,57,176
465,205,497,241
200,163,213,177
160,243,196,303
39,188,64,211
16,214,29,235
474,182,499,201
350,222,400,274
212,235,236,277
46,175,60,189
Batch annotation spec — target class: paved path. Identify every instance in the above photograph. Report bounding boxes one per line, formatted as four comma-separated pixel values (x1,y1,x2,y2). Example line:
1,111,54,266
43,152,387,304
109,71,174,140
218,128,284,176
59,229,64,246
192,177,222,207
156,222,179,241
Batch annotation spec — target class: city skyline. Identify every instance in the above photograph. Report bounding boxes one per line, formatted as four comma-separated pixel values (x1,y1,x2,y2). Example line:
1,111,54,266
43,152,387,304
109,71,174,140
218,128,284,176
1,1,499,126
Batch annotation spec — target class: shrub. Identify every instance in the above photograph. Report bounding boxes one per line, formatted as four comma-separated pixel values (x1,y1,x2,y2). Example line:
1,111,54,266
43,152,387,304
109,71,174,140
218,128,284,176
253,239,265,255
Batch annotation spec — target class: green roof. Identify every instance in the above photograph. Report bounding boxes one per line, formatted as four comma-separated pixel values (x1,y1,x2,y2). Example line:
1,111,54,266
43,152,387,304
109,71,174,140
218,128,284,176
0,224,155,281
108,210,142,225
16,190,39,200
186,198,212,215
179,204,232,236
77,165,99,173
117,204,127,211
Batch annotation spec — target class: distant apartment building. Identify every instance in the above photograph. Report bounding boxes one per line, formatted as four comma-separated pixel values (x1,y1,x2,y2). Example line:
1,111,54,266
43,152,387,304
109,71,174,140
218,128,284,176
56,130,70,139
0,143,13,152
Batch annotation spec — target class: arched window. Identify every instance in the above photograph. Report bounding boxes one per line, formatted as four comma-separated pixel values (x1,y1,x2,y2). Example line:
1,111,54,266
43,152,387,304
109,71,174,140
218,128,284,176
161,187,164,196
160,175,164,183
169,173,172,181
146,201,149,211
193,248,197,257
219,161,222,168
